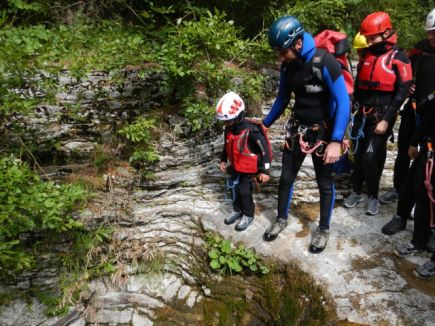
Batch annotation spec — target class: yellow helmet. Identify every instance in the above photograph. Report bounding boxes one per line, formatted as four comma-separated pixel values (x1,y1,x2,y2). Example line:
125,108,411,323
353,32,368,49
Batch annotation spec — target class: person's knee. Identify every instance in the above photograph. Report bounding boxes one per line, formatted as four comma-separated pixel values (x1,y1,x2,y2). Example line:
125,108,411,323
279,171,295,187
362,152,376,167
238,185,251,199
317,179,333,194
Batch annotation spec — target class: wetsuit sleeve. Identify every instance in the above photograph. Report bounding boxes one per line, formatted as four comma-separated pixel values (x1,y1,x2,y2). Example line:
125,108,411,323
249,128,271,174
220,147,227,163
321,53,350,142
382,50,412,123
262,64,291,127
410,106,435,146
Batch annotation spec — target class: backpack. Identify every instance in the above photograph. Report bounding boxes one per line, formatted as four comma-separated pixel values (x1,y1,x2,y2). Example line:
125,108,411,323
313,30,354,96
245,118,273,162
313,30,354,176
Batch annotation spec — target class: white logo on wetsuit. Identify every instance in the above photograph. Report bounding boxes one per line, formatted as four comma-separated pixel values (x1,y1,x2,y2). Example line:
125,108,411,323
305,84,324,93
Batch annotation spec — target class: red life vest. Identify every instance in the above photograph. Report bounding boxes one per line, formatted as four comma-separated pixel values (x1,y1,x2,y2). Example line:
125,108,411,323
225,128,258,174
357,48,400,92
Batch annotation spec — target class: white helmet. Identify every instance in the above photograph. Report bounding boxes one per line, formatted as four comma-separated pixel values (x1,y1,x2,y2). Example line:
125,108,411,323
425,8,435,31
215,91,245,121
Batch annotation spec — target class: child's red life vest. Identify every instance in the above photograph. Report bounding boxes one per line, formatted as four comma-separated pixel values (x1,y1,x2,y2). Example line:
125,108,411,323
225,119,272,174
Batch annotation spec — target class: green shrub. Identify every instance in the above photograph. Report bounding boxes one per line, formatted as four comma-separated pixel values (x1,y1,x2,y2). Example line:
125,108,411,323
270,0,434,49
156,9,269,130
118,117,159,171
0,155,88,275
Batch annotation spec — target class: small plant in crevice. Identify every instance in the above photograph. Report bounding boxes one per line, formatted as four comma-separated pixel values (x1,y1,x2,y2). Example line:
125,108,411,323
117,116,159,175
205,232,269,275
92,143,115,172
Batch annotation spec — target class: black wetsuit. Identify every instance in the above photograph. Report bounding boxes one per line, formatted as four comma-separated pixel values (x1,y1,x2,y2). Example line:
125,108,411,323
407,40,435,250
351,40,412,198
396,40,435,224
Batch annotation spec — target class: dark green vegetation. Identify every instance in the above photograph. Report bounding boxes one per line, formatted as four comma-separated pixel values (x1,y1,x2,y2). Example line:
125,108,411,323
0,156,116,315
0,0,434,319
0,156,87,275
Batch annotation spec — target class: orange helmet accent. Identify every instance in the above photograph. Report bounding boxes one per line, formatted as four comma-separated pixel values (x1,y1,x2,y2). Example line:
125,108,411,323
360,12,392,36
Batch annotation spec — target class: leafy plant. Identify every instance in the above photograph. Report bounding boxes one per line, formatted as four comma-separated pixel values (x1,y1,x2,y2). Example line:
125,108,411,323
118,117,159,170
205,232,269,275
0,155,88,275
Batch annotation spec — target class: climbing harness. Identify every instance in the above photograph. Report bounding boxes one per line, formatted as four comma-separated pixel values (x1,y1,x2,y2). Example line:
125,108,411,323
424,139,435,227
348,106,374,155
224,173,240,202
284,118,349,157
297,124,328,157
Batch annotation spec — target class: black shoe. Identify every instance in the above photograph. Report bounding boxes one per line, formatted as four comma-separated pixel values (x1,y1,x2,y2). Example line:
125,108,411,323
264,218,288,241
381,215,406,235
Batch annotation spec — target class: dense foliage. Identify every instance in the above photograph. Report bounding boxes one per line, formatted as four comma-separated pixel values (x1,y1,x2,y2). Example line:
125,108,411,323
0,156,87,274
1,0,433,133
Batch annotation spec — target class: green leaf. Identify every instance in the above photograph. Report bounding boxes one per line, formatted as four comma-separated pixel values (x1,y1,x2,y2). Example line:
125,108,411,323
260,265,269,275
210,259,221,270
228,258,242,273
221,240,231,254
208,249,219,259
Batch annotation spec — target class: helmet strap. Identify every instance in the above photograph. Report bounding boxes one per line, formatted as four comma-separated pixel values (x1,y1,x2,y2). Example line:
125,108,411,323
381,29,393,41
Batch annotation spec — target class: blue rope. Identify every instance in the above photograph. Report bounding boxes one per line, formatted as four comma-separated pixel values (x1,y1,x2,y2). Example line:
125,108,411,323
225,174,240,202
348,113,366,155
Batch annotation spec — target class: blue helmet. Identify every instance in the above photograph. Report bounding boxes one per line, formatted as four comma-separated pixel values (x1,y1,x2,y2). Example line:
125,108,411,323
268,16,304,51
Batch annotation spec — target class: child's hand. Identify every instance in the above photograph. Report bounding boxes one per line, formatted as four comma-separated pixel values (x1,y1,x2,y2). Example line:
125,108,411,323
219,162,227,173
257,173,270,183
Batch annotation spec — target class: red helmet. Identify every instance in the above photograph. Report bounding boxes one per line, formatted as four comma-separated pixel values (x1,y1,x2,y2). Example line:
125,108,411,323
360,12,392,36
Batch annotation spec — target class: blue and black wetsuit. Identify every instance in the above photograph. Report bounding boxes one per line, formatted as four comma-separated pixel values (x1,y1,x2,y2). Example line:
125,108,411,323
262,32,350,229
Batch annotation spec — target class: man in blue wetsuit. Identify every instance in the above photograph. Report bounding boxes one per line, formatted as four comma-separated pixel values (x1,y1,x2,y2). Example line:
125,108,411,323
262,16,350,253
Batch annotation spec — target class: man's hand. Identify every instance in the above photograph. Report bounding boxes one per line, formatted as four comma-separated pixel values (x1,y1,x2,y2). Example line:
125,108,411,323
323,142,341,164
408,83,416,96
408,145,418,159
219,162,227,173
374,120,389,134
257,173,270,183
